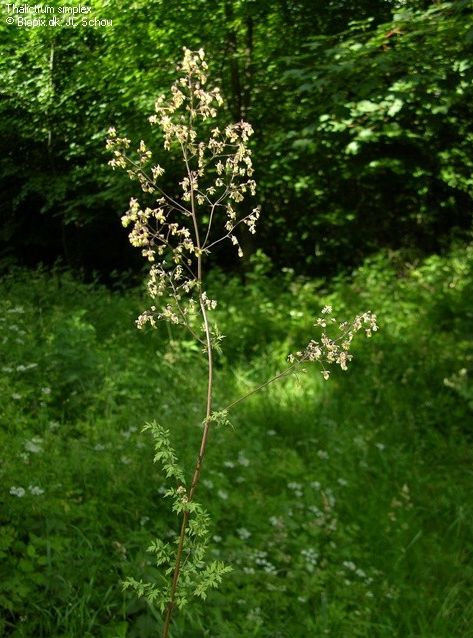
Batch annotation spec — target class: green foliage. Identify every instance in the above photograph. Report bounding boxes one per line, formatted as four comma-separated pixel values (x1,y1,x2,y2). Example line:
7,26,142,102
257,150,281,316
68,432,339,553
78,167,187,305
143,422,185,484
1,243,472,635
123,422,232,617
261,0,473,271
3,1,471,274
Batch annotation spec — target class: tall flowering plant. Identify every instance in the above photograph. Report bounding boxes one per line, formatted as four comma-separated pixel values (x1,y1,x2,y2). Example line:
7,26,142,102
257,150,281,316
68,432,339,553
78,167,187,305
107,48,377,637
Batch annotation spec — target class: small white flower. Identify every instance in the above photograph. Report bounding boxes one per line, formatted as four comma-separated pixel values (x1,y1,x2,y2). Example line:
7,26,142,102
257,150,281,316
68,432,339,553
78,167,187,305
238,453,250,467
24,438,43,454
10,486,25,497
237,527,251,540
28,485,44,496
217,489,228,500
301,547,318,571
269,516,283,527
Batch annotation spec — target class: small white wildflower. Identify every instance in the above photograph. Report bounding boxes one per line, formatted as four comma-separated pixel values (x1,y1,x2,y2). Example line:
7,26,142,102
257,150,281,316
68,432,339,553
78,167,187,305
237,527,251,540
308,505,323,517
223,461,235,468
24,438,43,454
238,452,250,467
217,489,228,500
269,516,284,527
301,548,318,562
213,534,222,543
247,607,262,622
28,485,44,496
10,486,26,497
301,547,318,572
202,479,214,489
267,429,276,436
317,449,329,460
41,387,51,395
11,393,22,400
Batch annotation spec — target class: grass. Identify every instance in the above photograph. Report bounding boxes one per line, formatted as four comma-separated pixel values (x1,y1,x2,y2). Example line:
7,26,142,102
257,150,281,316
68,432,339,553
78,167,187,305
1,243,472,637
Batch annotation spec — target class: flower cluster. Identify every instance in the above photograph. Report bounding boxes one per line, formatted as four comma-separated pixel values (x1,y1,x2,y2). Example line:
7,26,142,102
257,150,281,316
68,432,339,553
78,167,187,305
106,48,260,334
288,306,378,380
10,484,44,497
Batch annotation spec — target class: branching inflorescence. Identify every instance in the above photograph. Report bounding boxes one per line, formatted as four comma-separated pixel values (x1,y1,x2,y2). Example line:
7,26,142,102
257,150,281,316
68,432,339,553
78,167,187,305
106,47,378,638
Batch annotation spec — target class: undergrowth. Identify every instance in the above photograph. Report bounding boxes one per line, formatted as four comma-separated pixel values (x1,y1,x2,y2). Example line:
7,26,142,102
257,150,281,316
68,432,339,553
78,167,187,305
1,242,472,637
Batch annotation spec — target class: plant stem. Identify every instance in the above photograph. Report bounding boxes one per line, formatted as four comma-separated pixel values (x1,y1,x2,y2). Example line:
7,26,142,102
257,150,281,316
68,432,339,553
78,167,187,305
221,362,299,413
162,141,215,638
161,510,189,637
161,297,213,638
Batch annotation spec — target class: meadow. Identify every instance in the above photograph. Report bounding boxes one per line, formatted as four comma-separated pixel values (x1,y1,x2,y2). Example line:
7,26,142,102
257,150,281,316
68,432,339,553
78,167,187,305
1,243,472,637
